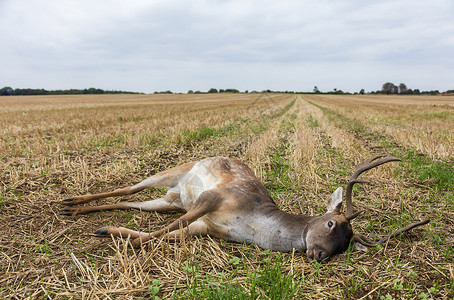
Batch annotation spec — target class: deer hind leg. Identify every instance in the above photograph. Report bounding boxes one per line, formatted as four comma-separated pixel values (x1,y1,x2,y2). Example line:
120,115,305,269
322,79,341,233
61,189,185,215
62,161,196,206
94,189,222,247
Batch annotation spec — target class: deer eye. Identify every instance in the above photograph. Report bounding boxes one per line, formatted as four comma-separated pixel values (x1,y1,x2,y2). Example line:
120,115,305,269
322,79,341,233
328,221,333,228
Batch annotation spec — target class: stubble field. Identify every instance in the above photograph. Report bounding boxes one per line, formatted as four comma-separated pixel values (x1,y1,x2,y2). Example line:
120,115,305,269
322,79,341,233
0,93,453,299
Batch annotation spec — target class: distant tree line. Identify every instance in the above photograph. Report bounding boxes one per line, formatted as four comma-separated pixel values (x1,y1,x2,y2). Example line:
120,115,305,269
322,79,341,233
207,88,241,93
2,85,451,96
311,83,446,96
211,85,448,95
152,88,243,94
367,82,441,95
198,85,448,95
0,87,141,96
196,88,314,94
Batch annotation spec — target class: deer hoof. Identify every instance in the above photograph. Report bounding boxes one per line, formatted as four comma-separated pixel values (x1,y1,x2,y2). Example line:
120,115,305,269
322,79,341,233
94,226,110,236
60,206,82,215
62,197,75,206
60,207,72,215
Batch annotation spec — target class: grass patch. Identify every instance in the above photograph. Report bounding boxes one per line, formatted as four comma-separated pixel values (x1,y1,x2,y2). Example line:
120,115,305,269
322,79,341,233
176,252,298,299
262,115,298,201
0,188,6,210
264,143,294,197
404,150,454,191
176,122,241,145
305,113,320,128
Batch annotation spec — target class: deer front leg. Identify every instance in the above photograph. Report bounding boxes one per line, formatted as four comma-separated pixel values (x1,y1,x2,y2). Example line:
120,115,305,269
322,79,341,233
95,189,223,247
95,220,209,242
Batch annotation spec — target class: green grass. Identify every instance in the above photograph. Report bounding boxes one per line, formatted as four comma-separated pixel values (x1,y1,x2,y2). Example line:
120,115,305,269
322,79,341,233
404,150,454,191
34,238,53,255
263,123,297,201
177,123,241,145
305,113,319,128
176,252,299,300
0,188,5,210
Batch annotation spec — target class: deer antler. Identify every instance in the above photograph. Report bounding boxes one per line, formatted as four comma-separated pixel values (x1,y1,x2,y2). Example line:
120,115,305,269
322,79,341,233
345,154,402,220
345,155,430,248
353,219,430,247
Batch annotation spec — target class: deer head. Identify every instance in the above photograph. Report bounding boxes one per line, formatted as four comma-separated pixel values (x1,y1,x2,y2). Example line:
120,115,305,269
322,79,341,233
304,155,430,262
305,187,354,261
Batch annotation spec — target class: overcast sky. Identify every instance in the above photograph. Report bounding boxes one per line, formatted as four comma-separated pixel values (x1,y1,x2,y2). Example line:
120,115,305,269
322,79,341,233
1,0,453,93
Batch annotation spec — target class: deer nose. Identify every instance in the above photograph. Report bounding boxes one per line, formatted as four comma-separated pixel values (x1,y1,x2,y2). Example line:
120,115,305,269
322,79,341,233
307,248,327,262
316,250,327,262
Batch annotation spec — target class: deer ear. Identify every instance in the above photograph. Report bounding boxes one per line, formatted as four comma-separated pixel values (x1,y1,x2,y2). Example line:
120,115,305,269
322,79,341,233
327,187,343,213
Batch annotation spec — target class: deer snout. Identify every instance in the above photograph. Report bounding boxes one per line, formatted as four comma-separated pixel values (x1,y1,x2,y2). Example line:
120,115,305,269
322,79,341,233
306,247,329,262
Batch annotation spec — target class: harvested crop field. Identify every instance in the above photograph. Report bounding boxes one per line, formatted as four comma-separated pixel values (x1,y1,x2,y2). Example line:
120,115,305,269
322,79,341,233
1,93,453,299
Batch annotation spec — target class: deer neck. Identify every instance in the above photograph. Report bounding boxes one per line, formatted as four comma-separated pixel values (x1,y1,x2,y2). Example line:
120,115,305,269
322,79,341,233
251,207,314,252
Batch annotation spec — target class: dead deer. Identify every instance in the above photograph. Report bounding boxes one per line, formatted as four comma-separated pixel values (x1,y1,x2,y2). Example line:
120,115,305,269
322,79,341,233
61,154,429,262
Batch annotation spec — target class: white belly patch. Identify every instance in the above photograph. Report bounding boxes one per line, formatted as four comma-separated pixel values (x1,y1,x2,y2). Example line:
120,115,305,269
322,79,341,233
178,161,221,209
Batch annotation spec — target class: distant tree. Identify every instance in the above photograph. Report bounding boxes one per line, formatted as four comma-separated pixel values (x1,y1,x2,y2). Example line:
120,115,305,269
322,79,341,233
0,86,14,95
313,86,320,93
207,88,218,93
187,90,194,94
421,90,439,95
391,85,398,94
359,89,365,95
398,83,408,94
85,88,103,94
382,82,398,94
327,88,346,95
154,90,173,94
224,89,240,93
